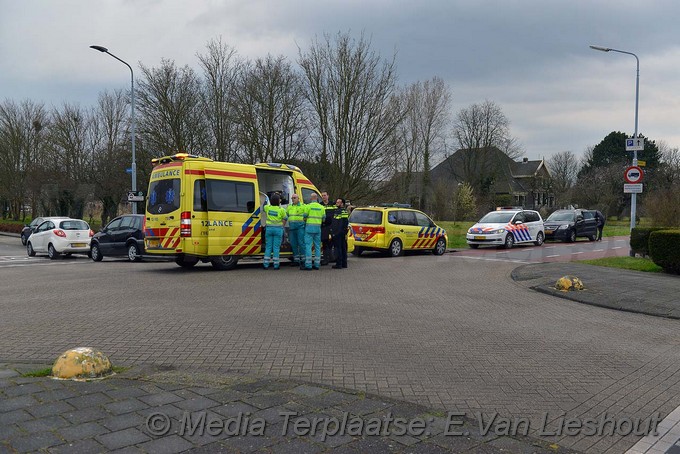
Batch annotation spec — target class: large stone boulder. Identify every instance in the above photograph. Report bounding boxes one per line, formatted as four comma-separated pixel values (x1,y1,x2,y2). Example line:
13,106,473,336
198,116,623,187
52,347,112,379
555,276,585,292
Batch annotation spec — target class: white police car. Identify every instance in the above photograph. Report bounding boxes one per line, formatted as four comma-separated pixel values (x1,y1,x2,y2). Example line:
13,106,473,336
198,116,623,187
466,209,545,249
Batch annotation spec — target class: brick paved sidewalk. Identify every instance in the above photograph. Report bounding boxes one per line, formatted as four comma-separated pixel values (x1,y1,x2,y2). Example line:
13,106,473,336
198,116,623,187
0,363,580,453
512,262,680,319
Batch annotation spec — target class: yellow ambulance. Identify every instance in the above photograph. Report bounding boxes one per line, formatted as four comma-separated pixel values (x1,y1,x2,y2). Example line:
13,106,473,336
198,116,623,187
144,153,322,270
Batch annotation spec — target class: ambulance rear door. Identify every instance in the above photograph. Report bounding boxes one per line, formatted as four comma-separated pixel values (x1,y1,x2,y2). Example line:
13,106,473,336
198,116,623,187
204,167,261,257
145,162,182,254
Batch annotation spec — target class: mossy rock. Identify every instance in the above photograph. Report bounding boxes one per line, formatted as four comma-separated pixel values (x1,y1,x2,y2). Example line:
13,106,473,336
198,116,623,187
555,276,584,291
52,347,112,380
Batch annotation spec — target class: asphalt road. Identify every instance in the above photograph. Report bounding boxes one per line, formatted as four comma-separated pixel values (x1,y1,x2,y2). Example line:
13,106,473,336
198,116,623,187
453,236,631,264
1,235,679,453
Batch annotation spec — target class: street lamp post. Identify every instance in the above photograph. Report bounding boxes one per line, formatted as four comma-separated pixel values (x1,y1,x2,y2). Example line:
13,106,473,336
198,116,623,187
90,45,137,214
589,45,640,242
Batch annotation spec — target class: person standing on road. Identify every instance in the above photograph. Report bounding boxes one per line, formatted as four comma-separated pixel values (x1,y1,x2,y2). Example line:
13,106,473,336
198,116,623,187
595,210,606,241
303,193,326,270
320,191,335,266
331,198,349,269
286,194,306,267
263,194,287,270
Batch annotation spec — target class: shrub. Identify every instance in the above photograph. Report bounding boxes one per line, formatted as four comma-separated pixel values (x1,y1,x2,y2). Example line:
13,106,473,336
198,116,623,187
648,230,680,274
630,227,668,257
0,223,23,234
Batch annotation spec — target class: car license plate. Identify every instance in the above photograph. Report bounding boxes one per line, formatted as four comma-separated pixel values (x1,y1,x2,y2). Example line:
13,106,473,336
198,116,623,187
71,243,86,247
148,239,160,248
545,229,553,234
474,236,485,240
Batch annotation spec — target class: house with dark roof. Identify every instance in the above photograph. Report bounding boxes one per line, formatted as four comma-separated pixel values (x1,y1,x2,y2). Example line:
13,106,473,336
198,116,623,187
430,147,554,209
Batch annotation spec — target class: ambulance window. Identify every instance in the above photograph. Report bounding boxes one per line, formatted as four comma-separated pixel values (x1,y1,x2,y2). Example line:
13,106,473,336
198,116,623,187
396,211,417,226
415,212,433,227
147,178,180,214
206,180,255,213
193,180,207,212
349,210,382,225
301,187,319,204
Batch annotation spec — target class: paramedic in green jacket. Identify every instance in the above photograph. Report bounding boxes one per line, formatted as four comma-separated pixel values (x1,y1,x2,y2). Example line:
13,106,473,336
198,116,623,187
303,192,326,270
263,193,287,270
286,194,305,266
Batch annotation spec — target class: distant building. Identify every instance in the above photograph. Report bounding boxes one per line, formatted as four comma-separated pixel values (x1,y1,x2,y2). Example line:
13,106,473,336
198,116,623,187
431,147,554,209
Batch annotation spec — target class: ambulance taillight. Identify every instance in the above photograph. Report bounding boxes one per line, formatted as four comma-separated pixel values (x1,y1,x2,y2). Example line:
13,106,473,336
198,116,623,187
180,211,192,237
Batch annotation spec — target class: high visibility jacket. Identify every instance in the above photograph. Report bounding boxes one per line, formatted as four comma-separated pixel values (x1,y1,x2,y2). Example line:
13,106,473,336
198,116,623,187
331,207,349,237
304,202,326,226
287,203,306,229
265,205,287,227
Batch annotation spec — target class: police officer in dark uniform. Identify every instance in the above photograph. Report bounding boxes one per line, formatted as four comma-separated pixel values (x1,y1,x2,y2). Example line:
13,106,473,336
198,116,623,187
320,191,334,265
331,198,349,269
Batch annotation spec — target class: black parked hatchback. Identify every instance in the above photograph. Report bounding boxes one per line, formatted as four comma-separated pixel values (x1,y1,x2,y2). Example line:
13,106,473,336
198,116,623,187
544,209,597,242
90,214,145,261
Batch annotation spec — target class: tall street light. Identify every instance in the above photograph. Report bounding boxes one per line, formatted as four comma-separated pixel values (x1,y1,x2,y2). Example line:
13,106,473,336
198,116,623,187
90,45,137,214
589,45,640,240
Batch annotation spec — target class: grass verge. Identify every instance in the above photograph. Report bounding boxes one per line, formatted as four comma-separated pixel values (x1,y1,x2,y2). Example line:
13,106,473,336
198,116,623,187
580,256,663,273
22,367,52,377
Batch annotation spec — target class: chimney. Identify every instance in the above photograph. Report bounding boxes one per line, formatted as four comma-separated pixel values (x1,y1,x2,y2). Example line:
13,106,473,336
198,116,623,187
522,157,529,163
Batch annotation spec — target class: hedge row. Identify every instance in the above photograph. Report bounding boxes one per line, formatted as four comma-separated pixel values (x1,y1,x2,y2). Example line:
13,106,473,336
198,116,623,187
630,227,668,256
648,230,680,274
0,223,23,234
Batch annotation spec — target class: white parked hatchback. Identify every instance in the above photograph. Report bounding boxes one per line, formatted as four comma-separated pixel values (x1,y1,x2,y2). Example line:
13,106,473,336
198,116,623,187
466,209,545,249
26,218,93,259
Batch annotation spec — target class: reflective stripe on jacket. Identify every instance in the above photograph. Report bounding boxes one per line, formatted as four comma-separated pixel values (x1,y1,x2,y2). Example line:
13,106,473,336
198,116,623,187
304,202,326,226
266,205,287,227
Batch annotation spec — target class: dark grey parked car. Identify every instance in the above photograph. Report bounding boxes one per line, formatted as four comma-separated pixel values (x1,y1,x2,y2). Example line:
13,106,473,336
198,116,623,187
90,214,145,261
544,209,597,242
21,217,59,246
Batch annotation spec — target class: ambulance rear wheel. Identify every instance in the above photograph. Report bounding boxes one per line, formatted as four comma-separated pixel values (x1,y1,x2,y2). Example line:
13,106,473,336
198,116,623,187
388,239,403,257
211,255,238,270
175,255,199,269
352,247,364,257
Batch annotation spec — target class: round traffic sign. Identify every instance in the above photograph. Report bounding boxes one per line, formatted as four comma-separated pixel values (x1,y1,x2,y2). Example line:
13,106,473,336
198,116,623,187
624,166,644,184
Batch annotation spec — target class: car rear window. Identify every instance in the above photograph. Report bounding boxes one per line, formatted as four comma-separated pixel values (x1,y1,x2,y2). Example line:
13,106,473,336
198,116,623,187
59,220,89,230
349,209,382,225
547,211,575,222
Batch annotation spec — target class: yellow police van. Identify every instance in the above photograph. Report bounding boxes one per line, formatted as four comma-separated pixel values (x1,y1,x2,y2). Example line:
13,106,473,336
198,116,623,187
144,153,321,270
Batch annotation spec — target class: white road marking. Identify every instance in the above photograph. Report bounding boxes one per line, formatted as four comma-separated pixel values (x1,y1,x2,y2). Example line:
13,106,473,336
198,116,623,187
612,247,623,250
593,249,605,252
546,255,560,258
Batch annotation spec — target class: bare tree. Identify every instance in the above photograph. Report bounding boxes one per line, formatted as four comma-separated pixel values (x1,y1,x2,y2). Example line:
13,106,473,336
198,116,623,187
137,59,208,155
93,90,130,224
197,38,243,161
546,150,580,207
453,100,521,158
233,54,307,164
47,103,95,217
0,100,48,219
389,77,451,208
298,32,402,199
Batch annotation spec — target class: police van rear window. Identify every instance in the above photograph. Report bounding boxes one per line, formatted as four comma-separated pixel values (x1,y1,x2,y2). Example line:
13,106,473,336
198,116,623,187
349,210,382,225
148,179,181,214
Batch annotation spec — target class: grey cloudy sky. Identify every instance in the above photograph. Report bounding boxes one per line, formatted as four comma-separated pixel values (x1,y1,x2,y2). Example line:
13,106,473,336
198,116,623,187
2,0,679,162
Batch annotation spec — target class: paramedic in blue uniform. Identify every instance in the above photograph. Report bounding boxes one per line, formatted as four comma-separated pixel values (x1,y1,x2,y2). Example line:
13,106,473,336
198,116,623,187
286,194,306,266
303,193,326,270
331,198,349,269
263,194,287,270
